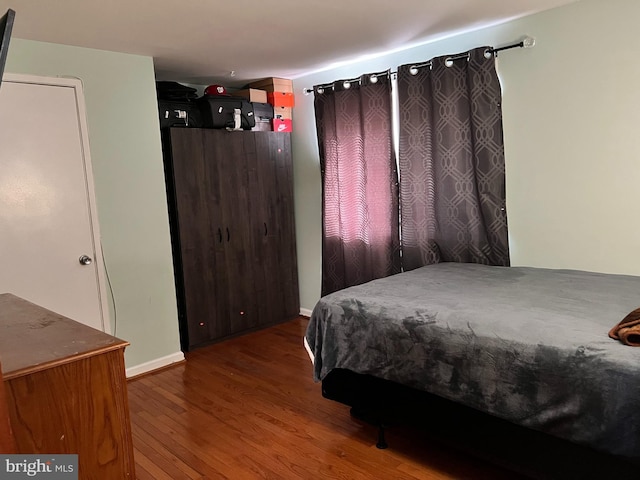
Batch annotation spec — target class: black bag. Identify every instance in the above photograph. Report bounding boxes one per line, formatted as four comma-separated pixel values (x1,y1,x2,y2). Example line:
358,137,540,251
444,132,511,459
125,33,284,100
251,102,274,131
252,102,274,122
156,81,198,101
158,99,203,128
197,95,255,130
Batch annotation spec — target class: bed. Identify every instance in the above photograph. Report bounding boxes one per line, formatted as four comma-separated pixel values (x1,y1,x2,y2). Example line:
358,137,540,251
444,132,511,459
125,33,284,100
304,262,640,466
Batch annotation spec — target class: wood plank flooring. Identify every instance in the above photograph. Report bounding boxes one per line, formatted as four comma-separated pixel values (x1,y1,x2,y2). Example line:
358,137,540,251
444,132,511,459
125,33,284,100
128,317,528,479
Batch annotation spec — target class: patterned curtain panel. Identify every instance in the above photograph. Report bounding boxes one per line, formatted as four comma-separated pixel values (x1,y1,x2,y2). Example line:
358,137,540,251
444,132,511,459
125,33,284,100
397,47,510,270
314,74,401,296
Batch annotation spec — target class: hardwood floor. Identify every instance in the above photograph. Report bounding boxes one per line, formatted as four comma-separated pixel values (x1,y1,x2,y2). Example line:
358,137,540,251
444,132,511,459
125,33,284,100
128,317,529,479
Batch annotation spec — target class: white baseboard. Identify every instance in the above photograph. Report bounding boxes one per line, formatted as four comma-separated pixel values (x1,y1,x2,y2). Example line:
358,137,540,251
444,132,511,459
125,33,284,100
125,351,185,379
299,308,313,317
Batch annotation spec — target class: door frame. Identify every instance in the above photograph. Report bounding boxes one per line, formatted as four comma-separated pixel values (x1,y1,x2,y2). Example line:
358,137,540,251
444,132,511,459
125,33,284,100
2,73,111,333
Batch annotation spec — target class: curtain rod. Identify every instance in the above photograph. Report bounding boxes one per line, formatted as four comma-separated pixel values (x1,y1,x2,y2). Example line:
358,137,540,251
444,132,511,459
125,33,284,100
303,36,535,95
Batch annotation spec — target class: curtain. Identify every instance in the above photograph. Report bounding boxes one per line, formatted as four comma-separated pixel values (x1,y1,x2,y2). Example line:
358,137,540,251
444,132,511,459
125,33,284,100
397,47,510,270
314,73,401,296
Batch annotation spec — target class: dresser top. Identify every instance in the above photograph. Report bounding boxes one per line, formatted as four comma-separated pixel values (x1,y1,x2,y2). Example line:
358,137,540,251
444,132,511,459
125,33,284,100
0,293,128,380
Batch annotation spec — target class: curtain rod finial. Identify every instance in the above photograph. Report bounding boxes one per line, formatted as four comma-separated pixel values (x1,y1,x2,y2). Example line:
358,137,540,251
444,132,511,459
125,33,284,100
522,36,536,49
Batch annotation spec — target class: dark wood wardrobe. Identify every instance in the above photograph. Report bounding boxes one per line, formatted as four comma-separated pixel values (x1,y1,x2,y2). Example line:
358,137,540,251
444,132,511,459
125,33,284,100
161,128,299,351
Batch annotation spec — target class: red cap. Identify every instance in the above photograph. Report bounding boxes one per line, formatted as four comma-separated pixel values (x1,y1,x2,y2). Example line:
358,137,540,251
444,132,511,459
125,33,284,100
204,84,229,96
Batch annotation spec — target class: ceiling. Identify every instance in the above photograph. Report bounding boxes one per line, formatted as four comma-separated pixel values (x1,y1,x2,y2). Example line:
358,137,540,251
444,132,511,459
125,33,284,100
2,0,577,88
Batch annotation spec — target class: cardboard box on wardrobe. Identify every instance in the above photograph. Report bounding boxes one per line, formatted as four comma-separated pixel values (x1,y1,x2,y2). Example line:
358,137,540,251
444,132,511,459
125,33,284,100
248,77,293,93
232,88,268,103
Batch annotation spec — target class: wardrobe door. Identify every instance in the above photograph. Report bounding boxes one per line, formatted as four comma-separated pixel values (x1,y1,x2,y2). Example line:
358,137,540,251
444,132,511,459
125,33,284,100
272,133,299,318
252,132,299,325
250,133,281,326
165,128,223,348
204,130,258,336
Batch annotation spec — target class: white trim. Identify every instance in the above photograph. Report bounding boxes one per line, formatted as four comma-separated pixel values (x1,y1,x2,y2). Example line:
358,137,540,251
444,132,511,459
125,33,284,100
3,72,86,88
299,308,313,317
125,351,185,379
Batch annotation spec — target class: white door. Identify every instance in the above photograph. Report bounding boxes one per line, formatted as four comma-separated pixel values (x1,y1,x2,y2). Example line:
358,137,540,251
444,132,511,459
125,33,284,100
0,74,109,332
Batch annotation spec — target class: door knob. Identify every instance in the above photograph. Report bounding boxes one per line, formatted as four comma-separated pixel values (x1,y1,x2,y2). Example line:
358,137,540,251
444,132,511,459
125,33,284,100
79,255,93,266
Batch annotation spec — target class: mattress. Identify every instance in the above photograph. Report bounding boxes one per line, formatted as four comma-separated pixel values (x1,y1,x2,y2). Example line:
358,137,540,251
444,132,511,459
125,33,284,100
305,262,640,460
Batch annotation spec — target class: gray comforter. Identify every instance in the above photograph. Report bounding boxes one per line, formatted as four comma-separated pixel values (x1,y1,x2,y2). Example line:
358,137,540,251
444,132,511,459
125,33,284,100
305,263,640,460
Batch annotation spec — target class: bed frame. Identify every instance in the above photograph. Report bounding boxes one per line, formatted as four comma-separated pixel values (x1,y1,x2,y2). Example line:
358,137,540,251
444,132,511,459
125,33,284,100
321,368,637,478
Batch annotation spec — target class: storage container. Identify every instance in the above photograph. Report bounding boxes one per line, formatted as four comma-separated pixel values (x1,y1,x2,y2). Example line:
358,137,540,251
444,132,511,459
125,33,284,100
267,91,295,108
272,118,292,132
248,77,293,93
232,88,268,103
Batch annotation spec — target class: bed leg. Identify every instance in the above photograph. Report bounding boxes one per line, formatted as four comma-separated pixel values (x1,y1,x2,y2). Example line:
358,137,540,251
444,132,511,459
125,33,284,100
349,407,389,449
376,423,388,449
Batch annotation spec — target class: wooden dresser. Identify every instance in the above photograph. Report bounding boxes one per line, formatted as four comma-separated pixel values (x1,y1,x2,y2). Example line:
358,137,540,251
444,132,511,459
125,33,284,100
0,293,135,478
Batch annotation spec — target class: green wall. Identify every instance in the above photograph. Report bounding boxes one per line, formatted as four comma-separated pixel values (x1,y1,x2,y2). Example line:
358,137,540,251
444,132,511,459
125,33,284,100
291,0,640,312
6,39,182,370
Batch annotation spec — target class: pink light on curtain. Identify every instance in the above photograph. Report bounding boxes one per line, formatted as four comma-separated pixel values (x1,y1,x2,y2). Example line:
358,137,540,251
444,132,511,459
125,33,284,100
315,73,400,296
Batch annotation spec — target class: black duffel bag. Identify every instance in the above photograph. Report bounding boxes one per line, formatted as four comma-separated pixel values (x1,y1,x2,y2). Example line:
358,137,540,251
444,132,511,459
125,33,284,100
197,95,255,130
158,99,203,128
156,81,198,101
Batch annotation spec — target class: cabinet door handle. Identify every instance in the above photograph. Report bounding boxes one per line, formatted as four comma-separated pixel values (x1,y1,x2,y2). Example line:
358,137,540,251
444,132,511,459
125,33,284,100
217,228,222,243
264,222,268,236
226,227,230,242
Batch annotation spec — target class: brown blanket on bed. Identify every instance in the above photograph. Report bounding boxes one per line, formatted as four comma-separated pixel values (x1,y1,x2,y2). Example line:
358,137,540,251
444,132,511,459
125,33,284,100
609,308,640,346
